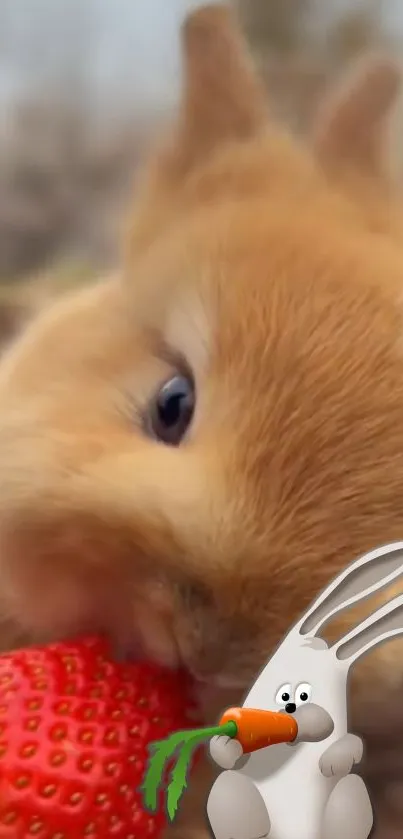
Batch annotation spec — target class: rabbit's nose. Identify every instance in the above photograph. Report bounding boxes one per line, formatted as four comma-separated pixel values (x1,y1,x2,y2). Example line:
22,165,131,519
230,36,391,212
285,702,296,714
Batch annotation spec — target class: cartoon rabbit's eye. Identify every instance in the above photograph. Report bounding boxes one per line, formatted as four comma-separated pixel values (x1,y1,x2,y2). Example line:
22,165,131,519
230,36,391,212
295,683,312,705
275,684,292,705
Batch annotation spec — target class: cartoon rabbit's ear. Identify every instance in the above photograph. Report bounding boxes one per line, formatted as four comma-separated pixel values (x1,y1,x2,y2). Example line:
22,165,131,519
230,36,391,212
295,542,403,639
332,592,403,667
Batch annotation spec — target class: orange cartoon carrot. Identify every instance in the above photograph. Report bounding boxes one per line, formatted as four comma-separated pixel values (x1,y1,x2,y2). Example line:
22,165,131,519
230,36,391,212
142,706,298,820
219,707,298,752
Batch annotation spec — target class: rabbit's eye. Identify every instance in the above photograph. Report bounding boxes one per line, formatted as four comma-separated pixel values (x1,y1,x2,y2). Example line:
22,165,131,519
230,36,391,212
148,374,195,446
295,682,312,705
275,683,292,706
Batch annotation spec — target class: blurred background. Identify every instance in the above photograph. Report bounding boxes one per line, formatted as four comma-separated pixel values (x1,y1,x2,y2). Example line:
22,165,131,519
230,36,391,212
0,0,402,345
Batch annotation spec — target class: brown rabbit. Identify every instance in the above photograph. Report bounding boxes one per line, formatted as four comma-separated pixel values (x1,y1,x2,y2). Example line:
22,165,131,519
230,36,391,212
0,6,403,838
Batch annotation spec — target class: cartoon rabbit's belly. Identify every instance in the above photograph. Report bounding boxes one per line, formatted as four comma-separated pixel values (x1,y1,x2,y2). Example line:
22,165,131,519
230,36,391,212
241,750,335,839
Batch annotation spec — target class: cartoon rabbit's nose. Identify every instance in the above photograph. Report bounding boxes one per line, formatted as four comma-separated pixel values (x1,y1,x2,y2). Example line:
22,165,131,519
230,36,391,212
285,702,296,714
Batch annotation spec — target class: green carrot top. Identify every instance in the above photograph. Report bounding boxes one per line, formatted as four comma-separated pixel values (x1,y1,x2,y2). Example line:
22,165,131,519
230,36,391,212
141,720,238,821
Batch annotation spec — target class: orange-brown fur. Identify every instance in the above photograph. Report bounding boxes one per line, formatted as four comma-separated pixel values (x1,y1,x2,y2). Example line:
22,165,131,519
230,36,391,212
1,6,403,836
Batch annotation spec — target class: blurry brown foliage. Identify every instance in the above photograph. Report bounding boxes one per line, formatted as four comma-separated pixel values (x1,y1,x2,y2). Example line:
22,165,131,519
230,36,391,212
0,99,148,278
0,93,148,350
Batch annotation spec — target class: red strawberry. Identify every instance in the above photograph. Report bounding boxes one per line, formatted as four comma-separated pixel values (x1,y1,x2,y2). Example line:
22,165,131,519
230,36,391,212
0,636,199,838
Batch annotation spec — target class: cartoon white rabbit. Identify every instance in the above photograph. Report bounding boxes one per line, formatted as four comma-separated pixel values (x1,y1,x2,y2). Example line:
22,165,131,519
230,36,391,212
207,541,403,839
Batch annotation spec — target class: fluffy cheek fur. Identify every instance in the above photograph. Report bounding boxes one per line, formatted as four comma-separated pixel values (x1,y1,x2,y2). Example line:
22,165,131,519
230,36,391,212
0,279,197,658
0,271,242,673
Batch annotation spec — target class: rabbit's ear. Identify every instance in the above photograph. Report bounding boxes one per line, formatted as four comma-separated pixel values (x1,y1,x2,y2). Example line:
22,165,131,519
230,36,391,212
126,4,269,255
312,55,401,177
332,593,403,667
153,4,268,183
295,542,403,639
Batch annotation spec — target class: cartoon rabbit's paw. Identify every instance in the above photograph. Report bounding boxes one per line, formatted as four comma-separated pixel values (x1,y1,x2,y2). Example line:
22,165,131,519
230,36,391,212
209,735,244,769
319,734,364,778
